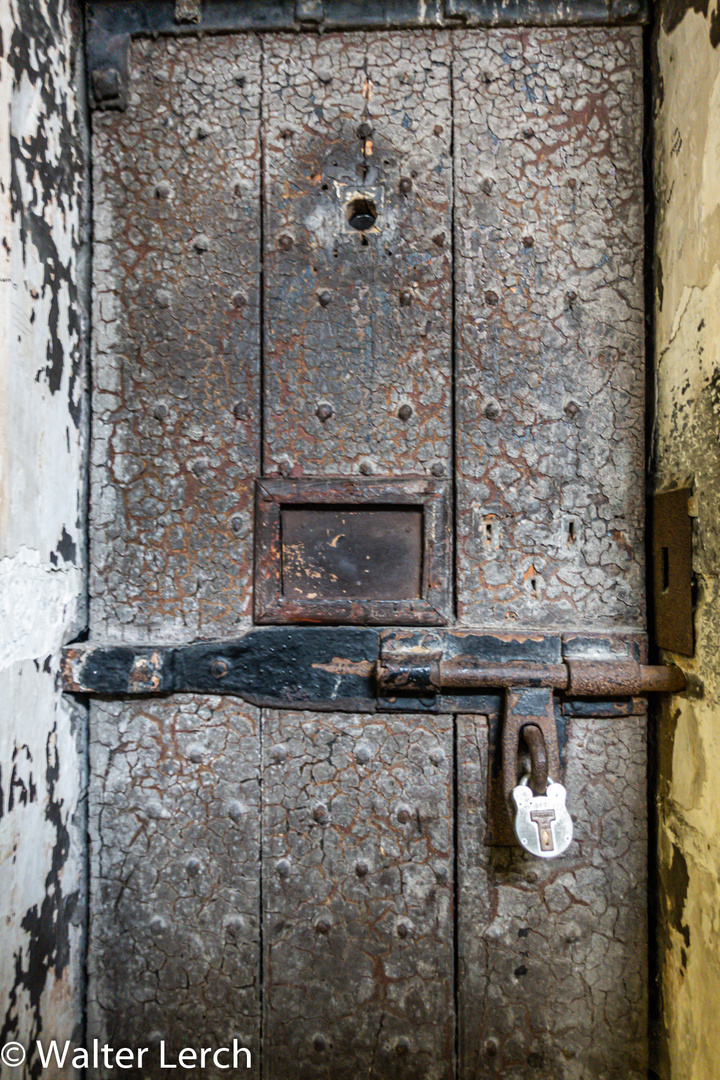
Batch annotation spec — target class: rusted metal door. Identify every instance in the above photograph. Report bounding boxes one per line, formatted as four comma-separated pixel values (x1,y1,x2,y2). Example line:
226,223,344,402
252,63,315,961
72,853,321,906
74,4,649,1077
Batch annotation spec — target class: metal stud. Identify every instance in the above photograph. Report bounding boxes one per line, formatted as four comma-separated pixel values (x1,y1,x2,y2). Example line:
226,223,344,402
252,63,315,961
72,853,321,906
398,404,413,421
316,403,333,422
318,290,332,307
278,234,294,250
193,234,211,252
399,177,412,195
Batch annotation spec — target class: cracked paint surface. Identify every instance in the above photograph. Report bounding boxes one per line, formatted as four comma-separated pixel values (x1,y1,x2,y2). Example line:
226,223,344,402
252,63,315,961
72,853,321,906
263,710,453,1080
90,35,261,642
262,32,453,479
454,28,645,629
653,6,720,1078
88,697,260,1078
89,24,647,1080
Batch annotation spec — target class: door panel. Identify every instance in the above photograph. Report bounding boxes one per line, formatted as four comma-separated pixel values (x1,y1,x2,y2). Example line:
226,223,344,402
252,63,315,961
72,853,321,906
262,32,453,479
88,698,261,1065
90,35,262,641
263,711,454,1080
457,714,647,1079
454,28,645,628
87,22,648,1080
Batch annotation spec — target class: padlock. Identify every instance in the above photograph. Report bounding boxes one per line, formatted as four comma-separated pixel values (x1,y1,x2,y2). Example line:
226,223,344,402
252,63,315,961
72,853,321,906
512,775,573,858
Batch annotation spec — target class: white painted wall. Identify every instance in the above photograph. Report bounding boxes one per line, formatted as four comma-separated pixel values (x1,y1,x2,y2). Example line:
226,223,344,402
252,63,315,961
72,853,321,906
0,1,87,1076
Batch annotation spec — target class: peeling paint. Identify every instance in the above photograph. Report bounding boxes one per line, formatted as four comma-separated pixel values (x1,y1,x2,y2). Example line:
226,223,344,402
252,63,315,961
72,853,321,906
654,3,720,1078
0,0,88,1075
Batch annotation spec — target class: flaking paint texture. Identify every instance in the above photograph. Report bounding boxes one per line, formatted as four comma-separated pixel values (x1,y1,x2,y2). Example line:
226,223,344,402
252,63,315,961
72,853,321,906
654,5,720,1078
0,0,88,1076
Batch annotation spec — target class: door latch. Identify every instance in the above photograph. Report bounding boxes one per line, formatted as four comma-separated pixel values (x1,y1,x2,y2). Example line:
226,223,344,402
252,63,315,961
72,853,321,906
376,653,684,852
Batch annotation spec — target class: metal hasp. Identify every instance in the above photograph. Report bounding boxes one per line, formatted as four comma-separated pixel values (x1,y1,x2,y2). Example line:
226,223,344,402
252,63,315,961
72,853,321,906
376,650,685,841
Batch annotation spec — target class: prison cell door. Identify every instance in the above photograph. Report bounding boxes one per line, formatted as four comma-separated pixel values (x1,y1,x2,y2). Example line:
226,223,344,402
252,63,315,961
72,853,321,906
78,17,649,1080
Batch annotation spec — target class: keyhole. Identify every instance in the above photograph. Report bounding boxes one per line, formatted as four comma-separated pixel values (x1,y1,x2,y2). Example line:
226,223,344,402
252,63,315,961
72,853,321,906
346,198,377,231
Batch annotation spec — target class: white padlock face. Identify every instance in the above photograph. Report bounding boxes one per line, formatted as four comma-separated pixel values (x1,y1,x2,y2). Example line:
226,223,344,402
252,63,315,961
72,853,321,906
512,778,573,859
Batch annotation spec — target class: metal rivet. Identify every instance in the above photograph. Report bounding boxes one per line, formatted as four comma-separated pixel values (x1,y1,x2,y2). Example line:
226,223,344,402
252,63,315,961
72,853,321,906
312,803,329,824
210,658,228,679
564,400,580,418
187,744,205,763
567,290,577,303
485,1038,499,1057
318,290,332,307
399,290,412,307
152,403,168,421
484,290,499,305
522,127,535,139
233,401,248,419
232,291,246,308
149,916,166,935
355,861,369,878
431,462,446,477
397,806,412,824
522,236,534,248
272,745,287,764
434,124,443,136
316,403,333,422
228,802,245,823
315,918,331,935
92,67,121,102
156,290,171,309
435,866,449,883
568,178,577,189
277,457,293,477
186,857,201,877
484,400,502,420
196,122,211,140
399,177,412,195
357,122,373,140
193,234,211,252
397,922,409,939
526,869,539,884
155,180,171,199
433,233,445,248
231,516,243,534
359,460,374,476
355,745,371,764
395,1038,410,1057
234,73,246,87
398,404,413,422
481,177,493,195
312,1034,326,1052
278,234,294,250
429,749,444,766
276,859,291,879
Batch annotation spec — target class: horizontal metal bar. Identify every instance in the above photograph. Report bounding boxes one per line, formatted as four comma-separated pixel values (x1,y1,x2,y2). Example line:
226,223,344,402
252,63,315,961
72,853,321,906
376,657,686,696
87,0,649,109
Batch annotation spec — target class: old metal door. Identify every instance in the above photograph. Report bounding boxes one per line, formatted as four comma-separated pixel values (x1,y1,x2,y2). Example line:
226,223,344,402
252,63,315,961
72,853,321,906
73,3,650,1077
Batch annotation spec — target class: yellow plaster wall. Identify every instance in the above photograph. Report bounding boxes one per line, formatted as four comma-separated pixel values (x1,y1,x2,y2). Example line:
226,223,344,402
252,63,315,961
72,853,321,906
654,4,720,1077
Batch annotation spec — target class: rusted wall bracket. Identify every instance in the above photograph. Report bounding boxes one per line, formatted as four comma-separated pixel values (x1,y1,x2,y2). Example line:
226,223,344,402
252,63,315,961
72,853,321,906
86,0,649,109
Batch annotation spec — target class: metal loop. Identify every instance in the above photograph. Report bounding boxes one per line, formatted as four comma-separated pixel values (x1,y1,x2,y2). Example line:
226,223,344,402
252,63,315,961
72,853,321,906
521,724,548,795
